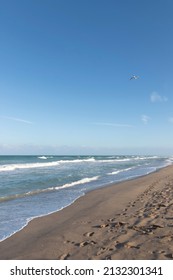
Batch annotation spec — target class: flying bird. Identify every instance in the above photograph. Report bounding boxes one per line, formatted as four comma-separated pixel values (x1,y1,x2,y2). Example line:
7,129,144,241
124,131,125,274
130,75,139,80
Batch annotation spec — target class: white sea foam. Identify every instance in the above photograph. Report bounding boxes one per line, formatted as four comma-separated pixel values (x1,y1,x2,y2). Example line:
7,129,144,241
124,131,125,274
26,176,99,195
134,156,159,160
0,161,61,172
165,157,173,166
108,170,121,175
38,156,48,159
108,167,133,175
95,156,157,163
58,158,96,164
55,176,99,190
38,156,54,159
94,158,131,164
0,157,96,172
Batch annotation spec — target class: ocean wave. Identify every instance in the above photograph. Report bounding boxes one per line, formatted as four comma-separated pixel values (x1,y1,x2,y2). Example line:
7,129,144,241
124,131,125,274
0,189,48,202
107,167,133,175
100,158,131,163
90,158,132,164
38,156,48,159
38,156,54,159
0,176,99,202
165,158,173,166
0,157,96,172
0,156,162,172
0,161,61,172
58,158,96,164
133,156,159,160
54,176,99,190
94,156,159,163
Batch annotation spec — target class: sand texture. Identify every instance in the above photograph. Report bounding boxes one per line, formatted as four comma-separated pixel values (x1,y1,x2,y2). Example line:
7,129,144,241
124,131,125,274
0,165,173,260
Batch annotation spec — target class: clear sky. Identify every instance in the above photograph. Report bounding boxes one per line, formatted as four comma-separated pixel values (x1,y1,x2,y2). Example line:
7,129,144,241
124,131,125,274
0,0,173,155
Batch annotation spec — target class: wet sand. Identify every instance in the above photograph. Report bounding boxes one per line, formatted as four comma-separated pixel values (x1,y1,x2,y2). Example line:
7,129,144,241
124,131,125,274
0,165,173,260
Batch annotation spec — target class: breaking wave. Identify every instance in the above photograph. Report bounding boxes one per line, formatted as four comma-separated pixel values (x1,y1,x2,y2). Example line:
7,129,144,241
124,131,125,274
107,167,133,175
0,156,161,172
0,176,99,202
0,158,96,172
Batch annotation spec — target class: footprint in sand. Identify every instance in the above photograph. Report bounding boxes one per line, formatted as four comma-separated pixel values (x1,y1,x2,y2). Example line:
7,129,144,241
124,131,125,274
164,253,173,259
129,224,163,235
75,240,96,247
59,253,70,260
105,255,112,260
107,218,116,222
83,232,95,237
114,241,124,249
93,223,109,229
124,242,140,249
96,247,107,256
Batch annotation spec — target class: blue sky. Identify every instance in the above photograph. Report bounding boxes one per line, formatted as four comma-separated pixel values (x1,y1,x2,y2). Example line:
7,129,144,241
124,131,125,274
0,0,173,155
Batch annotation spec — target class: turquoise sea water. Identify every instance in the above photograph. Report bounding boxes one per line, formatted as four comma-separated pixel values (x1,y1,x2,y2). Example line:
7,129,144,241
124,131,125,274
0,155,172,241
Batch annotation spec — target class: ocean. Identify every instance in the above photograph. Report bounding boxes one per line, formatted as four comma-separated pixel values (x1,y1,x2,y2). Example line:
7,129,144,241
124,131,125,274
0,155,172,241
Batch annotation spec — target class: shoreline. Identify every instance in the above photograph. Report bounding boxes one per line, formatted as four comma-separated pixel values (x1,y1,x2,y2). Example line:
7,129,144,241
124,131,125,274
0,165,162,243
0,165,173,259
0,192,85,243
0,166,162,243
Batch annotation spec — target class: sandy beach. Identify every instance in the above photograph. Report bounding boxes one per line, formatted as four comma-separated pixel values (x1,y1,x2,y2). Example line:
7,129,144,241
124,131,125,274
0,165,173,260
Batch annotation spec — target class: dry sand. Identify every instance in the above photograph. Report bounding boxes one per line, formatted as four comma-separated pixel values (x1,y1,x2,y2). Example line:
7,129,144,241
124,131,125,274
0,165,173,260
